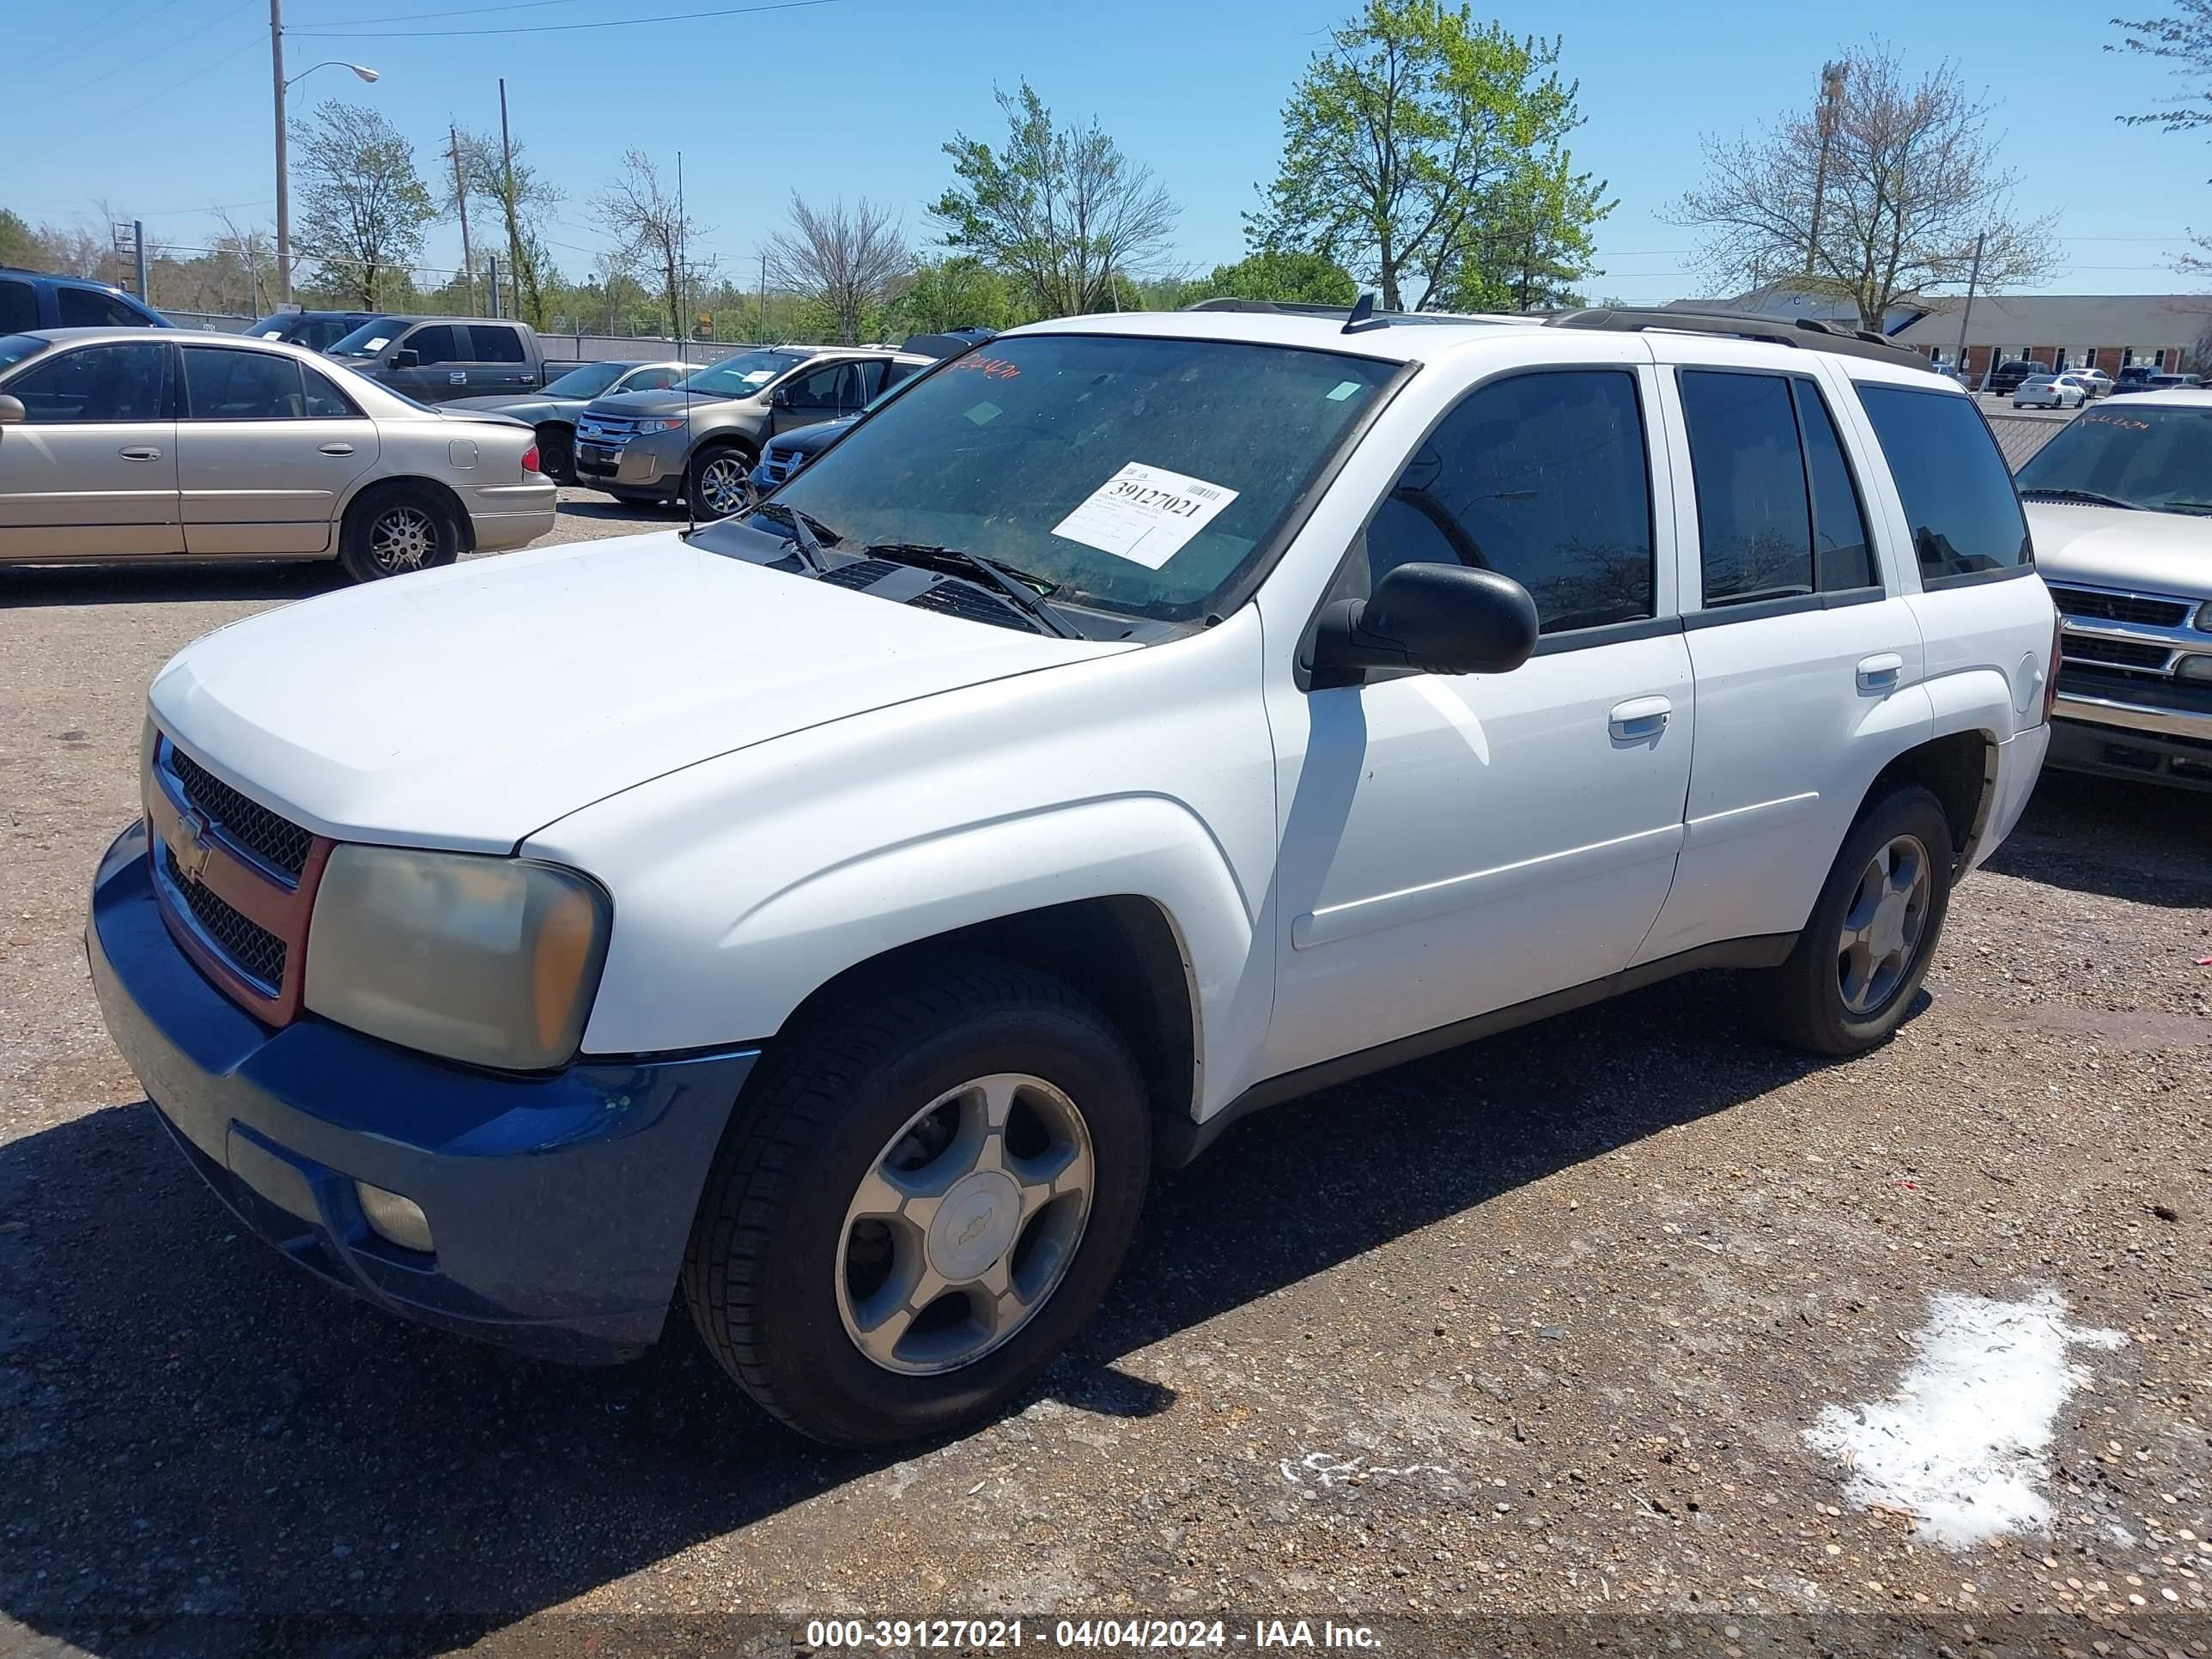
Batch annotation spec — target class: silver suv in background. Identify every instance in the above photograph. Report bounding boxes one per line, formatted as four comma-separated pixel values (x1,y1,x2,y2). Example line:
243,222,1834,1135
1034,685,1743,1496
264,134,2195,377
572,344,933,516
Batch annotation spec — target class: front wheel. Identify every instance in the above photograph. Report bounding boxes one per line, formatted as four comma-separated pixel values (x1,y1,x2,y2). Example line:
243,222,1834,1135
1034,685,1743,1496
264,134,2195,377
683,960,1152,1446
685,446,756,521
1759,785,1954,1056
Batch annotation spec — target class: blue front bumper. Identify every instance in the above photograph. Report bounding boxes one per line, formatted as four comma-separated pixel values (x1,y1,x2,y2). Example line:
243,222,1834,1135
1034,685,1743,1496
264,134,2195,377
87,821,759,1364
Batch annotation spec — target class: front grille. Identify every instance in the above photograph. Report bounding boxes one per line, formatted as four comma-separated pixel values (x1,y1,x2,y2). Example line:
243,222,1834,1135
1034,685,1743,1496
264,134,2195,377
576,415,635,441
168,748,311,878
908,580,1033,632
2049,586,2192,629
162,847,287,992
2063,635,2172,671
761,448,798,483
817,559,901,591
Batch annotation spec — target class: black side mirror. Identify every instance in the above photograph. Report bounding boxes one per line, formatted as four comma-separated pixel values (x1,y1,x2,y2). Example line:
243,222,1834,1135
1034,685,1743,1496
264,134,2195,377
769,386,791,407
0,394,23,425
391,348,420,369
1311,562,1539,684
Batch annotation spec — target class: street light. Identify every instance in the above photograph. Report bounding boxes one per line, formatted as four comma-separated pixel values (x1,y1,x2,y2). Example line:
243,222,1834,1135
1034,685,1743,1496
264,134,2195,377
270,0,380,307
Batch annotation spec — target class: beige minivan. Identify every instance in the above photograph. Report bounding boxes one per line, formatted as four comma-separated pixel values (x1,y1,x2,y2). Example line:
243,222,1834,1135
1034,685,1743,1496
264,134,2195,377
0,328,556,581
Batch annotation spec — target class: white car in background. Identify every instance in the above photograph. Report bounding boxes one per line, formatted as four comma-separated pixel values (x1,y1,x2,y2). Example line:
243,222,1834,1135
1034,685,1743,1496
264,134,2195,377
0,327,555,581
2014,372,2089,410
2066,366,2113,398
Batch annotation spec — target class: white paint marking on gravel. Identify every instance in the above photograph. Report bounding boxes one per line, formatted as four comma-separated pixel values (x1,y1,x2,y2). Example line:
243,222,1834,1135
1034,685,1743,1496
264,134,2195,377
1805,1286,2124,1547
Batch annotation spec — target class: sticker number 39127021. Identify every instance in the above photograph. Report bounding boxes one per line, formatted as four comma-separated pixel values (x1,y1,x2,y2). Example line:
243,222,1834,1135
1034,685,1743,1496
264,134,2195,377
1050,461,1242,570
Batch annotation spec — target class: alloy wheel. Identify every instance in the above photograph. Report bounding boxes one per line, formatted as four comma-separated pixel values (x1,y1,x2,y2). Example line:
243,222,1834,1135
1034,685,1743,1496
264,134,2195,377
1836,834,1931,1015
696,455,752,519
368,503,437,573
836,1073,1094,1375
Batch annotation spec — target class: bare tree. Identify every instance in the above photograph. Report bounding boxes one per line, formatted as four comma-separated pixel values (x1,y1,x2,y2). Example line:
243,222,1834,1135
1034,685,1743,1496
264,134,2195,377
933,82,1179,317
768,194,908,343
592,149,712,340
2113,4,2212,274
291,100,435,308
1667,43,2053,329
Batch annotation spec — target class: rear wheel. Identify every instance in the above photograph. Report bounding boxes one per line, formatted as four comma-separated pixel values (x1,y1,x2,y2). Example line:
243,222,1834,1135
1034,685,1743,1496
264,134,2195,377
1760,786,1954,1056
682,960,1151,1446
337,485,459,582
686,445,755,521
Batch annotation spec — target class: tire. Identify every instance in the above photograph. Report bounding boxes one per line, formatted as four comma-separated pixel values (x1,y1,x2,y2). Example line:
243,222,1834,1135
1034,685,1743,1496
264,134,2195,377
535,422,574,483
685,444,756,521
683,959,1152,1447
337,484,460,583
1760,785,1954,1056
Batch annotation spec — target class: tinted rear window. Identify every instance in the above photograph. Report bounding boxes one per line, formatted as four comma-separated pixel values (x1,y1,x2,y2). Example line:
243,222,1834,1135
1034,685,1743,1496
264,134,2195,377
1855,383,2031,585
0,281,35,333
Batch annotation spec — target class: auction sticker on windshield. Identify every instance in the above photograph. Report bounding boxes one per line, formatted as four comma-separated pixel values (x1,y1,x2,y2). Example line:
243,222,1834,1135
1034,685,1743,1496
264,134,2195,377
1052,462,1240,569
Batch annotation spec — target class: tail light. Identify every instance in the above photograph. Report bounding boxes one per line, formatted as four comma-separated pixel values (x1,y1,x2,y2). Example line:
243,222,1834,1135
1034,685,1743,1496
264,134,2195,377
521,444,542,476
2042,613,2063,724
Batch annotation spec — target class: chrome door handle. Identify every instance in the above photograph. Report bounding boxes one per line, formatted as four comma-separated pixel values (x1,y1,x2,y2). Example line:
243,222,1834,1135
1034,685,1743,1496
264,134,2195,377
318,441,356,455
118,445,161,461
1608,695,1673,740
1857,652,1905,692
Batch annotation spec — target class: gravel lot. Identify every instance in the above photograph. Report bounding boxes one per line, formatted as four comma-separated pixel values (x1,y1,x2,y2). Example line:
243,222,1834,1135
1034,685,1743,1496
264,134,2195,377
0,495,2206,1657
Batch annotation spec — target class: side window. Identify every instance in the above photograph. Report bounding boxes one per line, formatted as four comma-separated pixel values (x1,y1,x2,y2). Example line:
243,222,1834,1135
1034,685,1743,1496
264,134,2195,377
626,366,681,391
58,285,155,328
881,360,919,393
1679,370,1813,605
404,325,459,365
0,279,36,332
1856,383,2032,584
1795,383,1875,592
183,348,307,420
1363,368,1654,634
301,364,356,417
7,341,170,422
467,325,526,363
853,359,888,398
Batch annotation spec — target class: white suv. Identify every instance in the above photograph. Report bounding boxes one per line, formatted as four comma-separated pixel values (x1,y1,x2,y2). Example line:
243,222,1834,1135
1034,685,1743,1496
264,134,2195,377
88,304,2057,1445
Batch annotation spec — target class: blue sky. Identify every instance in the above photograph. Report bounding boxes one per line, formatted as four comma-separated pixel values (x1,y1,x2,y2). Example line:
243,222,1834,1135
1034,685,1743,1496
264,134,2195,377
6,0,2209,305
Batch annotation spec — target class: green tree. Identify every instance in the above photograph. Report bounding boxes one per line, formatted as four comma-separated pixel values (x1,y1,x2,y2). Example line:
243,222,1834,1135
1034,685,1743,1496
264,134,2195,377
291,101,436,308
0,208,36,268
1202,249,1359,305
1250,2,1606,312
885,255,1027,335
933,81,1180,319
1442,154,1609,311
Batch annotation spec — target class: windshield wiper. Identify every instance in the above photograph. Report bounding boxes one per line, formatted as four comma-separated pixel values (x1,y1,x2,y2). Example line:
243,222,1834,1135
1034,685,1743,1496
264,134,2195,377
865,543,1085,640
750,500,832,573
2020,487,2140,510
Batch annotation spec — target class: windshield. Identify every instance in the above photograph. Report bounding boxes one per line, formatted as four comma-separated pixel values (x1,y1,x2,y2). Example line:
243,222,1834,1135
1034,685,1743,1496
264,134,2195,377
677,350,799,398
326,318,410,358
758,332,1399,622
2015,404,2212,514
544,362,625,398
0,333,50,374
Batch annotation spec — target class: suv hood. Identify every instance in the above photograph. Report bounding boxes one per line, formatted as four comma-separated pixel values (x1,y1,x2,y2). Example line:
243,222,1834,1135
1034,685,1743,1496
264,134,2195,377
582,387,744,419
149,532,1124,854
2027,501,2212,598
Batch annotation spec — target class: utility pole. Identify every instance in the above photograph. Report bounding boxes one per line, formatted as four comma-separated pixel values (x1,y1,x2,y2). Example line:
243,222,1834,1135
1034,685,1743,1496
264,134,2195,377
270,0,290,306
487,253,501,319
133,220,148,306
498,77,524,325
1806,60,1847,278
447,124,475,316
1955,229,1986,391
757,250,768,343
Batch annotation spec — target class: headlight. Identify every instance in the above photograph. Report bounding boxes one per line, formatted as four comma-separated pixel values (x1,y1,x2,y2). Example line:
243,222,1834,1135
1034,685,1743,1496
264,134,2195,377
305,846,611,1071
634,416,687,434
2196,600,2212,632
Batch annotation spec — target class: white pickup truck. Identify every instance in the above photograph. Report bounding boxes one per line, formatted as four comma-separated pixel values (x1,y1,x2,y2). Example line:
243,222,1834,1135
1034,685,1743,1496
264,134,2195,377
88,304,2056,1446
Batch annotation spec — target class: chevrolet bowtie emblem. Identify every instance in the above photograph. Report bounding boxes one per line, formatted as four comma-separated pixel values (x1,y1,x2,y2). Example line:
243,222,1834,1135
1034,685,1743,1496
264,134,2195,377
169,810,214,884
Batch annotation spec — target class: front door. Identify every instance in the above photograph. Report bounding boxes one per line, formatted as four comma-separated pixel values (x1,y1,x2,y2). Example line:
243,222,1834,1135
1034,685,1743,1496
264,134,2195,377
390,323,463,403
1265,362,1695,1078
177,345,378,555
0,337,181,558
1634,348,1930,962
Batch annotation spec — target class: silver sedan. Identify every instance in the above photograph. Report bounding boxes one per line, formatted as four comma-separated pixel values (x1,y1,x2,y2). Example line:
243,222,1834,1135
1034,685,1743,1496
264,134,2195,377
0,327,556,581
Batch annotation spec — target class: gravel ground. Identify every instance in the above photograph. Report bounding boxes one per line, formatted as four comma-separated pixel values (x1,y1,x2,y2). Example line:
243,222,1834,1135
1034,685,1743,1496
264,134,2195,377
0,501,2206,1658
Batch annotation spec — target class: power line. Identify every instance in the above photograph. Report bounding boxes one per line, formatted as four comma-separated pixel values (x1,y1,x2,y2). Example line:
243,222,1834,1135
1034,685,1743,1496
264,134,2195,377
303,0,602,26
67,0,259,104
290,0,835,39
15,0,189,78
13,36,264,170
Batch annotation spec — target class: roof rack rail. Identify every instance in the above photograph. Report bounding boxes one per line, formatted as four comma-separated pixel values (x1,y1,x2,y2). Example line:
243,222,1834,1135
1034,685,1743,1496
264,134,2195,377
1182,295,1506,328
1546,307,1930,371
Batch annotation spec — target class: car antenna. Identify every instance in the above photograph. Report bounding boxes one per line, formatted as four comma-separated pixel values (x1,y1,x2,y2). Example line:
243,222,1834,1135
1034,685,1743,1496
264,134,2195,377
679,150,697,538
1342,291,1377,334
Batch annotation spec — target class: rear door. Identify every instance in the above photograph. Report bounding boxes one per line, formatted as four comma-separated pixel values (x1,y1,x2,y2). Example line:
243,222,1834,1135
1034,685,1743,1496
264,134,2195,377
176,345,377,555
1635,343,1929,962
0,337,181,557
465,323,537,392
772,359,864,434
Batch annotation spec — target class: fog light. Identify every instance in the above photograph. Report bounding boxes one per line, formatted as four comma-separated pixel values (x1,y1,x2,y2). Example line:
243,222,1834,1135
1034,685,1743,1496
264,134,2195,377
2179,655,2212,683
356,1182,434,1254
